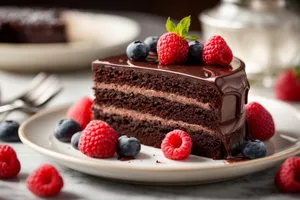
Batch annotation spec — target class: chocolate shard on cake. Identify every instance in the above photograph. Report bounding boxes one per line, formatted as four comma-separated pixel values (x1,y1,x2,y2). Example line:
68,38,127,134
91,55,250,159
0,7,66,43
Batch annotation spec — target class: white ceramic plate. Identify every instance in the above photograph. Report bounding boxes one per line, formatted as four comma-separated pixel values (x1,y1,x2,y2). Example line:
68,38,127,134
0,11,140,72
19,96,300,185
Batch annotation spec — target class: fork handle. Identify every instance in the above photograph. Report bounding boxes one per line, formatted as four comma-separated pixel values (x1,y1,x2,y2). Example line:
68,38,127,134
0,100,24,114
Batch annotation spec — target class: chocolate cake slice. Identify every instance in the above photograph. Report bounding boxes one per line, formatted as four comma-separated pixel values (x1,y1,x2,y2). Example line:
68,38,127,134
92,55,250,159
0,7,66,43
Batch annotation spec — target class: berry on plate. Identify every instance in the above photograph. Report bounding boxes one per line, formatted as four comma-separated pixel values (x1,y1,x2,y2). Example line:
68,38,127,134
117,135,141,157
144,36,159,53
66,96,93,129
275,157,300,193
26,164,63,197
274,68,300,101
126,41,149,61
161,129,192,160
157,16,198,65
0,144,21,179
246,102,275,141
187,41,204,64
79,120,118,158
71,131,82,150
241,140,267,159
54,119,81,142
0,120,20,142
202,35,233,66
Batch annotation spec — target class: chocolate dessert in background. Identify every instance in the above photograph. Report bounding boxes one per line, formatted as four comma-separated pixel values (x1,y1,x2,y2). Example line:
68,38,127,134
0,7,66,43
0,0,219,31
92,55,249,159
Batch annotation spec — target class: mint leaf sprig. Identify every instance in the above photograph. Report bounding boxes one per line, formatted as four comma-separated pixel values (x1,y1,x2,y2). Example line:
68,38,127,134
166,16,198,41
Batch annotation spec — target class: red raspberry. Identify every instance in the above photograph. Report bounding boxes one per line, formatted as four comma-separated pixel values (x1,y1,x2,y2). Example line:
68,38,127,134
26,164,63,197
0,144,21,179
275,157,300,193
67,96,93,129
161,130,192,160
202,35,233,66
79,120,118,158
246,102,275,141
157,16,198,65
157,32,189,65
274,69,300,101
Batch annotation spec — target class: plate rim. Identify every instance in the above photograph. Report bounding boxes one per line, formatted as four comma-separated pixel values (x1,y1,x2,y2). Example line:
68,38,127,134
19,96,300,172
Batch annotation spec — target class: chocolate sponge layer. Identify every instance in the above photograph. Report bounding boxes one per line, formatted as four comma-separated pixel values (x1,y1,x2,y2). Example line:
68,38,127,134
93,109,227,159
94,89,219,129
92,65,221,108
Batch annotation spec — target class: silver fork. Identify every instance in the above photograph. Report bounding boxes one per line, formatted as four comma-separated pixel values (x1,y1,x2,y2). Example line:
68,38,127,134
0,73,62,117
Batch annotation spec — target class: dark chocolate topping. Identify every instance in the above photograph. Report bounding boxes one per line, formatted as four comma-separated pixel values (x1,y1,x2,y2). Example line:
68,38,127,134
97,55,241,80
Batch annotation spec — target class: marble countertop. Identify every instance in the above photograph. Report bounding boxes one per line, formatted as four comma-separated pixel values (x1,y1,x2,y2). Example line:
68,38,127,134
0,12,300,200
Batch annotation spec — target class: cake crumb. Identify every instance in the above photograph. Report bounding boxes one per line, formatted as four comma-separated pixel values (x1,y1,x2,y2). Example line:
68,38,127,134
156,160,161,163
118,156,135,161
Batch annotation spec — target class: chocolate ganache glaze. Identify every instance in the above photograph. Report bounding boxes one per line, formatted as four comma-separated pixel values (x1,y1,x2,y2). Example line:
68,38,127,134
94,54,250,157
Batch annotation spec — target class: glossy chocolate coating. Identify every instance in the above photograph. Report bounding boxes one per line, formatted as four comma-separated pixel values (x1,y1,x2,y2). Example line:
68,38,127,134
99,55,240,79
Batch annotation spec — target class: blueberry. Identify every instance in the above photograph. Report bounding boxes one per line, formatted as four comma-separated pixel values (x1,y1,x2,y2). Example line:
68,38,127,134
144,36,159,53
71,131,82,150
242,140,267,159
0,120,20,142
187,41,204,64
117,135,141,157
54,119,81,142
126,41,149,61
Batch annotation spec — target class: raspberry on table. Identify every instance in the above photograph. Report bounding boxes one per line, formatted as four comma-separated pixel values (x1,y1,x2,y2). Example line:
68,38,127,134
66,96,93,129
274,69,300,101
246,102,275,141
26,164,63,197
78,120,118,158
202,35,233,66
0,144,21,179
161,129,192,160
275,157,300,193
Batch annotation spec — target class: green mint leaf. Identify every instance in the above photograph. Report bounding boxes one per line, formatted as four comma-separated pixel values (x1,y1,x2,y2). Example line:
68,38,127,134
176,15,191,37
292,66,300,78
185,35,198,41
166,17,177,33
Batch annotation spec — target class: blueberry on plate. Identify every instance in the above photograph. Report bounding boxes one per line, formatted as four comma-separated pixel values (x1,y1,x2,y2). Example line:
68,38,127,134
71,131,82,150
54,119,81,142
0,120,20,142
187,41,204,64
144,36,159,53
126,41,149,61
117,135,141,157
242,140,267,159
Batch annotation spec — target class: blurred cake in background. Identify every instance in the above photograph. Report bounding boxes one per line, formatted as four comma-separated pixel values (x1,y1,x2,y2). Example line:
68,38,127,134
0,7,66,43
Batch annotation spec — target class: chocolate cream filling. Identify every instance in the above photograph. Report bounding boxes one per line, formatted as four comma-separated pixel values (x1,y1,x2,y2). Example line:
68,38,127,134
93,83,212,110
93,104,217,134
